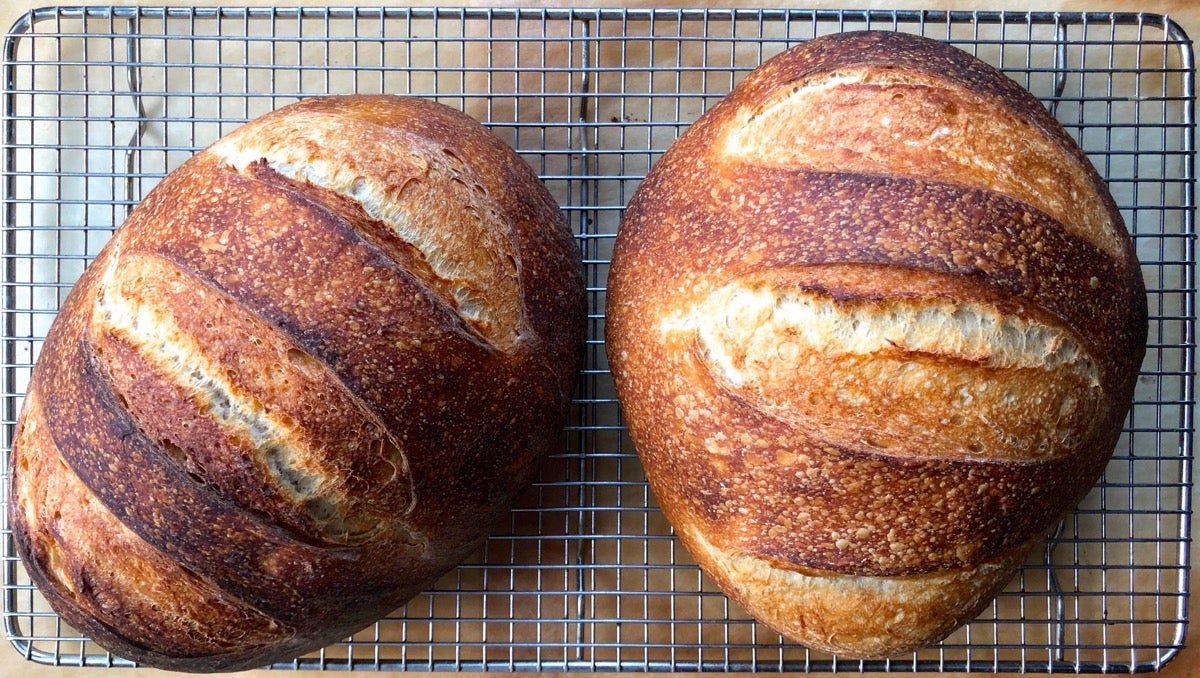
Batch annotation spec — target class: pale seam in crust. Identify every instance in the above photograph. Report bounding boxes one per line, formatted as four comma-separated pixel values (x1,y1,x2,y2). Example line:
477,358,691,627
90,249,389,543
721,67,1123,261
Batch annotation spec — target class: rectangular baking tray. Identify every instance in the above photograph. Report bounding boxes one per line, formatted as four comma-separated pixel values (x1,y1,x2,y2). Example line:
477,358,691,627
1,6,1194,673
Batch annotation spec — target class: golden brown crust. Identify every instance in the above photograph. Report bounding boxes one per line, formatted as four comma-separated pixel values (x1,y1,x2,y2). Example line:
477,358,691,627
608,31,1146,658
11,394,295,664
9,95,585,672
91,251,413,547
621,167,1143,389
681,522,1034,658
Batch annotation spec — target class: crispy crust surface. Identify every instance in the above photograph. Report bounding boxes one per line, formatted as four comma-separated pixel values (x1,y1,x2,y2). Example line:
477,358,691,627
608,31,1146,657
10,95,585,672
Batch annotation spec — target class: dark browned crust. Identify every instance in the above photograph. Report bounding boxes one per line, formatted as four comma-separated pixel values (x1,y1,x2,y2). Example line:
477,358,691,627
91,254,415,547
9,95,585,672
622,165,1144,391
729,30,1125,225
37,248,431,632
629,342,1119,575
9,396,300,671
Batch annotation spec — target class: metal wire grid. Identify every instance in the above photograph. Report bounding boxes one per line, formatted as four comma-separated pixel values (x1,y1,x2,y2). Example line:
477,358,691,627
0,5,1193,673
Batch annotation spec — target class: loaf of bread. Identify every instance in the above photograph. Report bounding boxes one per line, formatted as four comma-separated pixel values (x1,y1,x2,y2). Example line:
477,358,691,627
9,95,585,672
607,31,1146,658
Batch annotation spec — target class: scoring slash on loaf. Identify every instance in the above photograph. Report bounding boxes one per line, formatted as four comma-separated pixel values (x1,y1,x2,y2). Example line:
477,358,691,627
607,30,1147,658
9,95,586,672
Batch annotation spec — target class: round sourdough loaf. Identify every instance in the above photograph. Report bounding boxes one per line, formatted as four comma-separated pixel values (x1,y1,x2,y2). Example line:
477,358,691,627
9,95,585,672
607,31,1147,658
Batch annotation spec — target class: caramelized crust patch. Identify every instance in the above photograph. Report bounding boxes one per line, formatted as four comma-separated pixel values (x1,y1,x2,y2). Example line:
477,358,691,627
723,67,1124,261
676,280,1102,461
89,249,415,546
11,394,291,657
208,112,522,349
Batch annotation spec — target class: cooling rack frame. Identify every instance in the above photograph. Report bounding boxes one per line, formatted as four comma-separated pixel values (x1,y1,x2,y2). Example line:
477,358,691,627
1,6,1195,673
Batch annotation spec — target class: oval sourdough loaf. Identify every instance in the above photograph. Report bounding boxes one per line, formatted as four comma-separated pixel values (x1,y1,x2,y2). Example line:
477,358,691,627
607,31,1147,658
9,95,585,672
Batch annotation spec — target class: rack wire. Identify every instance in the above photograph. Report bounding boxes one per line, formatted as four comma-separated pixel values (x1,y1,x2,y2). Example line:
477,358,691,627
1,6,1195,674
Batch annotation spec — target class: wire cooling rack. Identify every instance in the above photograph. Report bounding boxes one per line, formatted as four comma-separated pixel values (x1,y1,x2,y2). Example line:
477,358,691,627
1,6,1195,674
